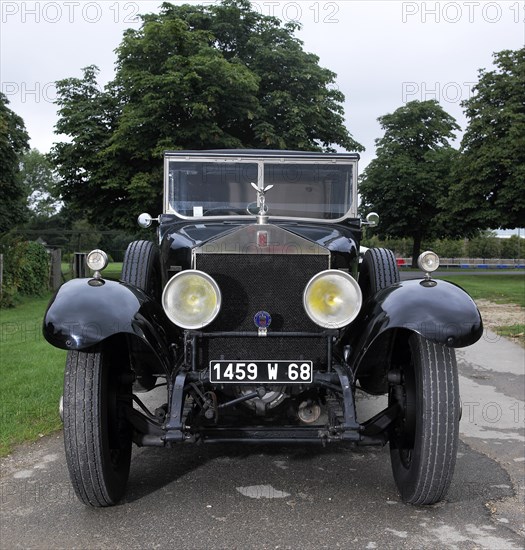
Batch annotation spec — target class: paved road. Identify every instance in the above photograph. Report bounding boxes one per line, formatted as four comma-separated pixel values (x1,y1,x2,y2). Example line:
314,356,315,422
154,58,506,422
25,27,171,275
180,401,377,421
1,331,524,549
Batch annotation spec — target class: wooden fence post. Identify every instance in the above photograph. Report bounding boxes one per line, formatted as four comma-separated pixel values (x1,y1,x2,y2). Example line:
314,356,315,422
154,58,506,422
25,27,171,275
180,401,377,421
73,252,87,278
49,249,62,290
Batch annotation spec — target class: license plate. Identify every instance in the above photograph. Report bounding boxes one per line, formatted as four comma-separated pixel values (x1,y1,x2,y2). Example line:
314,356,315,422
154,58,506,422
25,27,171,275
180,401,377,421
209,361,313,384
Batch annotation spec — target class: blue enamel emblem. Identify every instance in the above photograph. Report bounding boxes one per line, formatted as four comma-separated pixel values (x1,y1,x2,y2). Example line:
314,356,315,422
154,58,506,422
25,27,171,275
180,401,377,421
253,311,272,329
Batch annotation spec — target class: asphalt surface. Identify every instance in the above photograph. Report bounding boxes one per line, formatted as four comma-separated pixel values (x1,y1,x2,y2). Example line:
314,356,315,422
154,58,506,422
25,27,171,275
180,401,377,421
1,331,524,549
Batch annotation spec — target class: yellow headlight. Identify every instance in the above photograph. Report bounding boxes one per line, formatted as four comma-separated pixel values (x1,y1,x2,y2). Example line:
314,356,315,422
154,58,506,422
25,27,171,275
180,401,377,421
303,270,362,329
162,270,221,329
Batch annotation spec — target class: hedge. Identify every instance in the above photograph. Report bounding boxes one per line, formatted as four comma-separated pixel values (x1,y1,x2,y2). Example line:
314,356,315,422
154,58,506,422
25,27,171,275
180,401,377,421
0,240,50,308
362,234,523,260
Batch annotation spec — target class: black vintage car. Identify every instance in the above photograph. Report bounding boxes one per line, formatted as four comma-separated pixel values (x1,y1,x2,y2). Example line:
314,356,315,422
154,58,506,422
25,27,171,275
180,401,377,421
43,150,482,507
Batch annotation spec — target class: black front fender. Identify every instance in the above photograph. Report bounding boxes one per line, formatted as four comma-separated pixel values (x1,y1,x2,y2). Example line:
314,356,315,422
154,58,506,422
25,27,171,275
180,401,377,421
43,278,175,372
348,278,483,367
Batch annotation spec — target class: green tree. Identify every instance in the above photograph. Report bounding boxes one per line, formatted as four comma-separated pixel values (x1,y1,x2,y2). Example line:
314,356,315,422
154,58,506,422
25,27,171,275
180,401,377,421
430,238,466,259
19,149,62,219
51,0,362,230
70,219,102,252
0,93,30,232
359,100,460,267
500,235,522,259
51,65,120,224
467,232,501,259
447,48,525,230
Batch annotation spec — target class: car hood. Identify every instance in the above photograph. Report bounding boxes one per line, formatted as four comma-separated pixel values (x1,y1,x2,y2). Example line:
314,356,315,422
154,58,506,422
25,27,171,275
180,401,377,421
160,217,360,257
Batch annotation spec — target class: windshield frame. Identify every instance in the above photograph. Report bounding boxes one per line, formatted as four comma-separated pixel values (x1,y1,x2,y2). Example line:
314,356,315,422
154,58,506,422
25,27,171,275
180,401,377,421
163,151,359,223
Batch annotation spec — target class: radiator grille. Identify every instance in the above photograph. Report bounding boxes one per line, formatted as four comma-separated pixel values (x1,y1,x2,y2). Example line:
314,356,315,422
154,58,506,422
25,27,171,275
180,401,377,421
195,253,329,366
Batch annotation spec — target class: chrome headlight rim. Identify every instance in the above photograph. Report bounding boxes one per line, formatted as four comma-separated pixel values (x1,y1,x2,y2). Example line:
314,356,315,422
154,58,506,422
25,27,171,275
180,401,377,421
303,269,363,329
162,270,222,330
417,250,440,273
86,249,109,272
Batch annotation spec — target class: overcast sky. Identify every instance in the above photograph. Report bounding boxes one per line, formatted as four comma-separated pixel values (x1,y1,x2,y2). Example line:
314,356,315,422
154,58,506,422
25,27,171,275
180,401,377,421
1,0,524,170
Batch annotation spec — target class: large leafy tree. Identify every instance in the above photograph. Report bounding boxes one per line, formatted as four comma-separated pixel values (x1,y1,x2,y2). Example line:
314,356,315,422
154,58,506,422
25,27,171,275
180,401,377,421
20,149,62,220
51,0,362,230
359,100,460,267
0,93,30,233
447,48,525,230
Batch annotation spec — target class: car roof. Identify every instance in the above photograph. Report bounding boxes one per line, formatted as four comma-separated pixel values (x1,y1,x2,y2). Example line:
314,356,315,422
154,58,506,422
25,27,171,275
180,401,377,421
164,149,360,161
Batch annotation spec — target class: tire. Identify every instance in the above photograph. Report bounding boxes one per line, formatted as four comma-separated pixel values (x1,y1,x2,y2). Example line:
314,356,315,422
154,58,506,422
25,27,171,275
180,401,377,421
121,240,160,300
63,346,133,507
122,240,161,391
359,248,400,299
389,334,460,505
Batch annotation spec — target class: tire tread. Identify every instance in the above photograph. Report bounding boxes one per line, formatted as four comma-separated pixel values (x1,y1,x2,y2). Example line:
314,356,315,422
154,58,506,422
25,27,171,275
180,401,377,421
360,248,400,297
121,240,156,291
63,349,130,507
398,335,459,505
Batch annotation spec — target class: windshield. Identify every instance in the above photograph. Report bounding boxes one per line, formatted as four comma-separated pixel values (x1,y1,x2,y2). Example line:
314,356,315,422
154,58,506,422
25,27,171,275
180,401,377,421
166,157,355,220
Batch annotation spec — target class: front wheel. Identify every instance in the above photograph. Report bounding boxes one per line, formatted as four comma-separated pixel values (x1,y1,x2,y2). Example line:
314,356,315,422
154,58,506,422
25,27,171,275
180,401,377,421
389,334,460,505
359,248,400,300
63,346,132,507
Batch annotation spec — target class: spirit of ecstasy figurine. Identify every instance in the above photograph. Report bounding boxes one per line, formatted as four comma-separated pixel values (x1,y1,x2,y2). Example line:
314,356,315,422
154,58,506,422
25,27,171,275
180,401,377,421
250,182,274,217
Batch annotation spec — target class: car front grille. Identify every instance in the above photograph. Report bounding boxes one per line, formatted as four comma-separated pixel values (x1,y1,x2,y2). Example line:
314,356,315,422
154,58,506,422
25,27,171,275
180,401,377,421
195,253,329,367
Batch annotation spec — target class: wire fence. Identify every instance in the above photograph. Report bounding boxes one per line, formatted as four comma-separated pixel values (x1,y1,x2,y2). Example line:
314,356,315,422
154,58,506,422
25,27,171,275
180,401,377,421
397,258,525,269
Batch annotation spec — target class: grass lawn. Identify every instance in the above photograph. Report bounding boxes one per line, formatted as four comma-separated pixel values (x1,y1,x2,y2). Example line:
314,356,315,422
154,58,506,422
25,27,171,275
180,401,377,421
436,274,525,307
437,274,525,346
103,262,123,279
496,324,525,338
0,263,123,457
60,262,123,280
0,295,66,456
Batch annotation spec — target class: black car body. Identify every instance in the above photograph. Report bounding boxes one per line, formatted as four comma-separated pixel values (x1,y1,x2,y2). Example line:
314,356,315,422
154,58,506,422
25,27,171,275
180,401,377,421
43,150,483,507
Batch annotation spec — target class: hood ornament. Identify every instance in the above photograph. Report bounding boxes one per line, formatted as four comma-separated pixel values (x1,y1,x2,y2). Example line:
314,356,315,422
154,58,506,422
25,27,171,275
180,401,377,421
250,182,273,224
